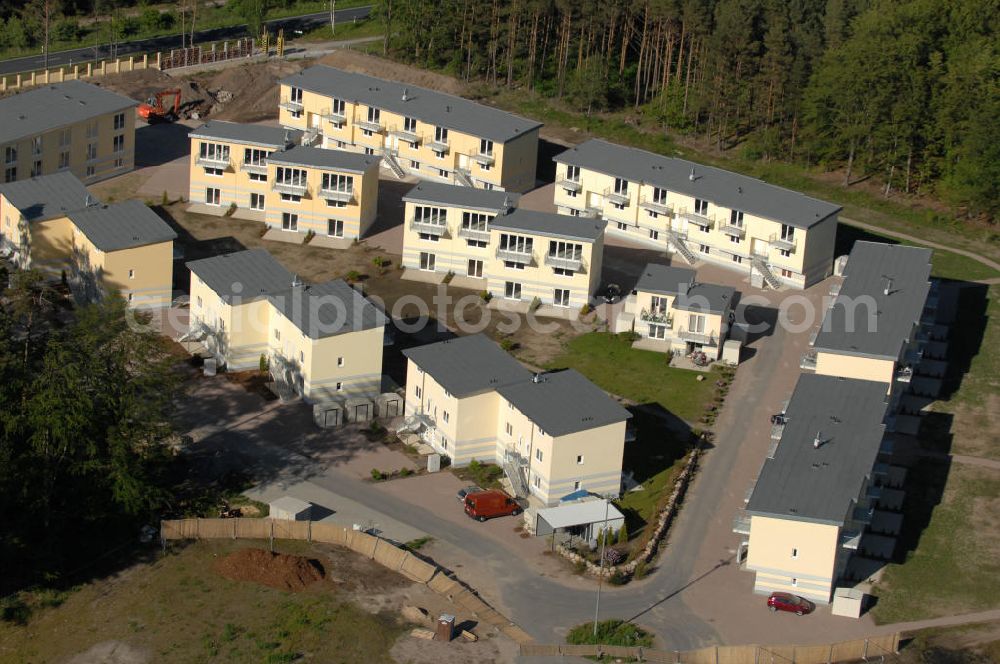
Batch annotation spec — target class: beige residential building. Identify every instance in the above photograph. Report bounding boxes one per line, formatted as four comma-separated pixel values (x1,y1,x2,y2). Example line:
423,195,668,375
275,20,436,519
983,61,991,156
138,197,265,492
0,172,175,308
0,80,136,185
618,263,736,360
403,334,631,507
734,375,896,603
265,145,380,242
187,248,387,402
278,65,541,192
188,120,300,220
553,140,841,289
401,181,516,285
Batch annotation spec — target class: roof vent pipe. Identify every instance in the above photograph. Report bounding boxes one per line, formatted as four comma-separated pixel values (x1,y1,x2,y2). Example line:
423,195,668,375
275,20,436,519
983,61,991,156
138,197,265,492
291,274,302,288
401,87,409,102
689,168,696,182
813,431,823,449
883,277,893,296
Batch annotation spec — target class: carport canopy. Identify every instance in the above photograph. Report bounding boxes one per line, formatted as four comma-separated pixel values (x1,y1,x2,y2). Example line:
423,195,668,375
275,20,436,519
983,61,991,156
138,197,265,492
535,500,624,540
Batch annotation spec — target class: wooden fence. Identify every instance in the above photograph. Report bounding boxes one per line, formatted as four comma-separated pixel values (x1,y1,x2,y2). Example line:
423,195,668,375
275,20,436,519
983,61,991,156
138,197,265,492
520,634,901,663
160,518,534,645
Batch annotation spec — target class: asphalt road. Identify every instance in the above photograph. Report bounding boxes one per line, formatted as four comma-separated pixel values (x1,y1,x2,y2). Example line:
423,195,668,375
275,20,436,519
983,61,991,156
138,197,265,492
0,4,372,76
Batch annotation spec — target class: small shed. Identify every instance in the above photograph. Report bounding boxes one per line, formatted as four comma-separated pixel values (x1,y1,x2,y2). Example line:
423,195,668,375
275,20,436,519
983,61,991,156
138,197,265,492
269,496,312,521
313,401,344,429
345,397,374,423
831,587,865,618
375,392,402,419
535,499,625,543
721,339,742,366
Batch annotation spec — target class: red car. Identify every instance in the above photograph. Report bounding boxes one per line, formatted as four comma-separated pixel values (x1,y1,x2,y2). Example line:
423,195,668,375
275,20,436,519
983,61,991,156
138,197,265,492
767,592,814,616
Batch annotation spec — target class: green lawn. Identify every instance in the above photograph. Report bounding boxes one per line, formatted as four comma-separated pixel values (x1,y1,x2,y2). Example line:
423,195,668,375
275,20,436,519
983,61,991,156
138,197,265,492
292,15,384,43
545,332,719,423
872,463,1000,624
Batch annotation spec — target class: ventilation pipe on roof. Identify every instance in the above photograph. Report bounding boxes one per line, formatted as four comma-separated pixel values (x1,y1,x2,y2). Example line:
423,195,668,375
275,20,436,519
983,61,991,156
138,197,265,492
689,168,697,182
531,372,545,384
291,274,302,288
883,277,893,296
813,431,823,449
401,87,409,102
501,195,511,214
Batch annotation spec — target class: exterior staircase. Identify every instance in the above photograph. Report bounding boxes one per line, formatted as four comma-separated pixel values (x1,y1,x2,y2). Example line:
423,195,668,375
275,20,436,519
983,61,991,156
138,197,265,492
666,229,696,265
382,149,407,179
502,452,530,498
752,255,783,290
454,168,474,188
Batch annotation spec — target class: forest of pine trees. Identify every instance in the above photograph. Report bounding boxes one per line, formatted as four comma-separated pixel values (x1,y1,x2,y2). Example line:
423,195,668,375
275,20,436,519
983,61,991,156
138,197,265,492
376,0,999,220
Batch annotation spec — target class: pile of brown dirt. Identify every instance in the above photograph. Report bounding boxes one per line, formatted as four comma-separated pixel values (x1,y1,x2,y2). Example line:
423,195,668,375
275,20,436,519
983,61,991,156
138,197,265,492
200,59,304,122
97,69,216,119
214,548,325,592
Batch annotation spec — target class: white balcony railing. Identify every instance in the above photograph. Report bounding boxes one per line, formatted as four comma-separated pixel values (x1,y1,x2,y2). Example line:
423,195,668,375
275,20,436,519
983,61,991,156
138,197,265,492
557,178,582,193
770,233,796,252
732,511,751,535
279,97,304,112
840,530,862,550
356,117,384,133
410,218,448,236
639,309,673,326
322,107,347,124
720,222,746,239
604,186,630,206
800,352,817,370
496,246,532,264
428,138,450,153
196,154,230,169
677,328,717,346
544,252,583,272
319,187,354,203
677,208,715,229
472,152,495,166
240,160,268,175
388,125,423,145
458,225,491,242
272,179,307,195
639,196,673,215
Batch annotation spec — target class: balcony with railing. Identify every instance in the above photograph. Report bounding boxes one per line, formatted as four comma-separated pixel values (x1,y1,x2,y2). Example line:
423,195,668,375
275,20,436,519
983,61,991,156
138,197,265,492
895,365,914,383
240,159,268,175
770,417,786,440
496,245,533,265
458,224,491,243
272,177,308,195
356,115,384,133
639,309,673,327
544,251,584,272
471,151,495,167
840,530,863,550
557,177,582,193
410,216,448,236
770,233,796,252
677,208,715,230
319,186,354,204
279,97,304,112
720,221,746,239
800,351,817,371
428,137,450,154
321,107,347,125
639,196,673,216
388,124,423,145
604,186,631,206
196,153,231,169
676,327,717,346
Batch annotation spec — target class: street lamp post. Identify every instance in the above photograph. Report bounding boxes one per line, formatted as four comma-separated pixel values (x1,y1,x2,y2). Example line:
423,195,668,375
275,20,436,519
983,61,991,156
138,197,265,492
592,496,610,638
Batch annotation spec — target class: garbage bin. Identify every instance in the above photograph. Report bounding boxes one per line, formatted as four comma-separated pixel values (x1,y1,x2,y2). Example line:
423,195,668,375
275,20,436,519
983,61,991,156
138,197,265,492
435,614,455,642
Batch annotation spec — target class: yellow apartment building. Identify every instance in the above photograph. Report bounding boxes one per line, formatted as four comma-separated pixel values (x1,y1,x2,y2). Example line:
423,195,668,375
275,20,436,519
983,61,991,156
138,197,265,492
734,375,894,603
264,145,380,241
278,65,542,192
187,248,387,402
553,140,841,289
0,80,136,185
486,208,606,311
402,334,631,508
187,120,300,220
400,181,517,286
617,263,736,360
803,242,940,418
0,172,175,307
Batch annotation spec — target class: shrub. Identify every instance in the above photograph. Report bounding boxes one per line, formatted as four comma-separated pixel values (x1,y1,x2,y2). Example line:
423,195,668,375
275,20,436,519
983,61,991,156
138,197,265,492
608,570,628,585
372,256,386,268
346,270,361,283
443,270,454,284
604,548,624,565
370,469,383,481
530,296,541,311
399,467,413,477
479,290,492,302
580,303,592,316
633,560,649,579
616,524,628,545
303,229,315,243
618,330,640,343
499,337,517,352
566,620,654,647
259,354,268,374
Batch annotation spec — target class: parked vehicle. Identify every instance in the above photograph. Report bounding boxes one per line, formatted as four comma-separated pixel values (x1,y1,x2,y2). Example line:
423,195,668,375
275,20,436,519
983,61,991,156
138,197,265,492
464,490,522,522
456,485,483,502
767,592,814,615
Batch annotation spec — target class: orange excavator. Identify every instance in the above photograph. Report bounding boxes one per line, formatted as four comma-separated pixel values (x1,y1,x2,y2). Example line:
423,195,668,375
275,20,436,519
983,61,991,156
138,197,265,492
138,88,182,123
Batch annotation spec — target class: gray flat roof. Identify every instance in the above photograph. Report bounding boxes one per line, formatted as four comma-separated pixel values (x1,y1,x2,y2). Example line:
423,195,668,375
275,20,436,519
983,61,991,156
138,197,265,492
402,181,518,213
813,242,932,360
635,264,735,314
497,369,632,438
267,279,388,340
188,120,301,149
555,139,841,229
0,171,92,222
490,208,606,242
747,374,889,525
402,334,532,398
187,248,296,304
280,65,542,143
0,80,137,146
267,145,379,173
68,200,176,251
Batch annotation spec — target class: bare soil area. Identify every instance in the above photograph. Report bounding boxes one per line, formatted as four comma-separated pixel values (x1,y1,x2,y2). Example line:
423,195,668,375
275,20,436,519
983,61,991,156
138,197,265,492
214,547,325,592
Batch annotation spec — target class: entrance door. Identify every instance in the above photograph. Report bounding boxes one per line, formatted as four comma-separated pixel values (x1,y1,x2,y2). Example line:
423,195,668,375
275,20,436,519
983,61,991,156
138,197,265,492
324,408,342,427
310,113,321,129
458,153,470,171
